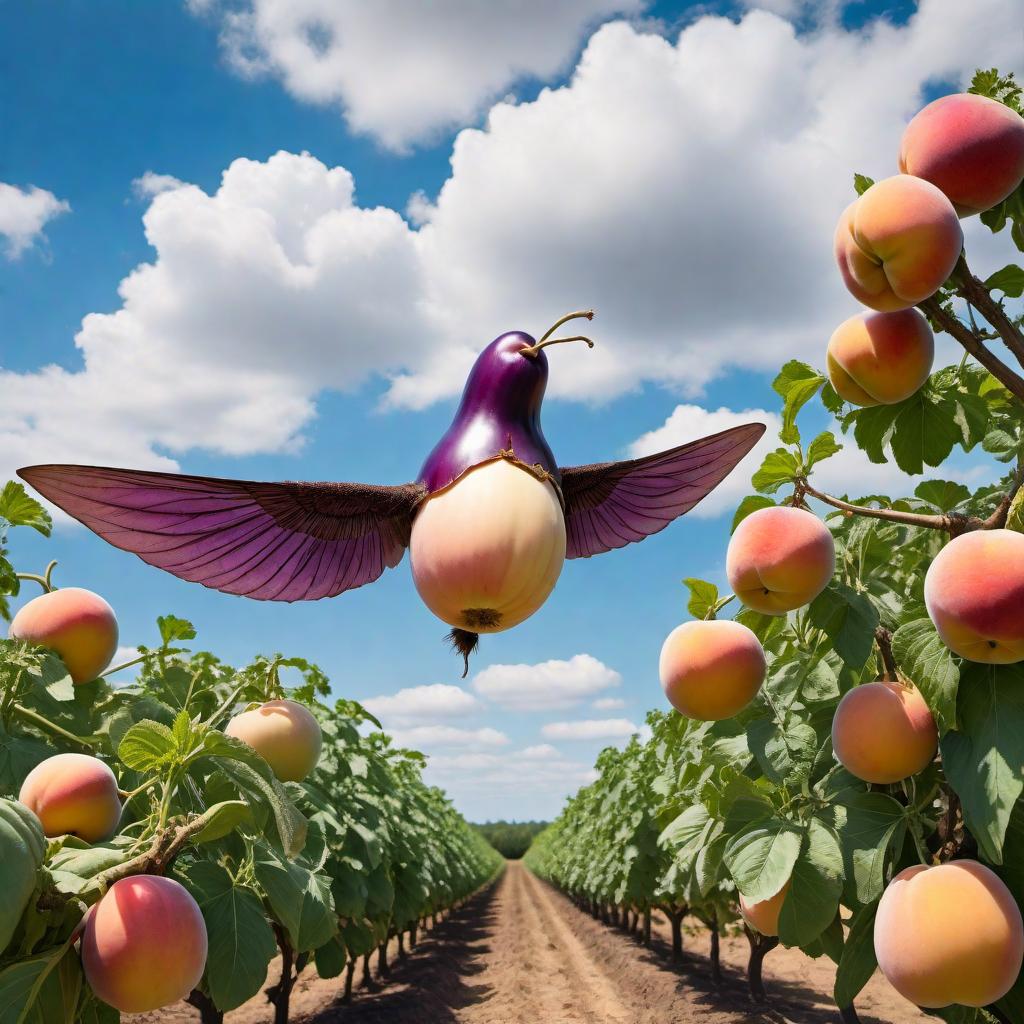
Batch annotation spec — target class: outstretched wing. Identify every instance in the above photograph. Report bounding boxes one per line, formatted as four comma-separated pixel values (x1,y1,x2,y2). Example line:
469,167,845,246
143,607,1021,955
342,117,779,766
559,423,766,559
17,465,426,602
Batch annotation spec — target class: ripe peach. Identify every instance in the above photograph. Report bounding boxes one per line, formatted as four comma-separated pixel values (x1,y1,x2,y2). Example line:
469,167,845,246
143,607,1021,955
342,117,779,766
18,753,122,842
225,698,322,782
826,308,934,406
834,175,963,311
899,93,1024,217
875,860,1023,1008
659,619,766,721
726,507,835,615
739,881,790,937
9,587,118,684
924,529,1024,663
82,875,208,1013
831,681,937,784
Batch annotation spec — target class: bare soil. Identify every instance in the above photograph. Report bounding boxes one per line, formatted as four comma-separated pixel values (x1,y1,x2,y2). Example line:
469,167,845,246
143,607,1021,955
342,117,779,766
136,861,927,1024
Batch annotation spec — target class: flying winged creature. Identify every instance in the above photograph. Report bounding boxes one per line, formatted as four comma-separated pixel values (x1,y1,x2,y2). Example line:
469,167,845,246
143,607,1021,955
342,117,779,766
19,312,765,674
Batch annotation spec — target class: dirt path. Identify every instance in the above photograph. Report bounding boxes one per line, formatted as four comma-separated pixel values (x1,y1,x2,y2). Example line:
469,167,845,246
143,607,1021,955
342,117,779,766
141,861,925,1023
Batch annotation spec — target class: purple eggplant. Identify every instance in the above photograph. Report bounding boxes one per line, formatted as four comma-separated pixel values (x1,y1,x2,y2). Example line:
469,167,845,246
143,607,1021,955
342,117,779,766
18,311,765,672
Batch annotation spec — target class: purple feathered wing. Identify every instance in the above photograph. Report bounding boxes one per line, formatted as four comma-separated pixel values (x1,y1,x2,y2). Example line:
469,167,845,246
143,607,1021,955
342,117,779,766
17,465,425,601
559,422,766,559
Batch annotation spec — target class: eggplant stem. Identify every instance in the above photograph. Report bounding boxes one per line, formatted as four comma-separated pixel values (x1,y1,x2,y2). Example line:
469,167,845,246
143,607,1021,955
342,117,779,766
538,310,594,343
521,335,595,357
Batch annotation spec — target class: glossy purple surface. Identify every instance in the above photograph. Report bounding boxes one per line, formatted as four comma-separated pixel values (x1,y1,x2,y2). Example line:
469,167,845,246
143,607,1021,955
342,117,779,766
417,332,560,494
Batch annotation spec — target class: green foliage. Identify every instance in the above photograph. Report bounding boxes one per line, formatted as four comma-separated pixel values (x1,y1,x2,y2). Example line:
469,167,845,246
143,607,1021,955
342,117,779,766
473,821,548,859
0,533,500,1022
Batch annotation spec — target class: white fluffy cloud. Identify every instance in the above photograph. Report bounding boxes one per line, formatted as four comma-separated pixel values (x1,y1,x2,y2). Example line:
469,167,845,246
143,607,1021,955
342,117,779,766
592,697,626,711
542,718,640,741
0,182,70,259
5,1,1022,485
193,0,644,150
132,171,187,198
361,683,480,727
472,653,621,711
388,724,509,750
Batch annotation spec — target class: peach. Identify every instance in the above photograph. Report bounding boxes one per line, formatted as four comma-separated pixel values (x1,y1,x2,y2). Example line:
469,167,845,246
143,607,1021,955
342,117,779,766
899,93,1024,217
831,681,937,784
726,506,835,615
826,308,934,406
834,175,963,312
225,698,322,782
739,881,790,937
659,619,766,720
924,529,1024,663
875,860,1023,1008
82,875,208,1012
9,587,118,684
19,753,122,842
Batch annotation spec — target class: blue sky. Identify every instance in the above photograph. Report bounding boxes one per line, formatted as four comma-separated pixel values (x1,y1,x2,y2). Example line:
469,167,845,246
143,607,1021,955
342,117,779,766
2,0,1019,820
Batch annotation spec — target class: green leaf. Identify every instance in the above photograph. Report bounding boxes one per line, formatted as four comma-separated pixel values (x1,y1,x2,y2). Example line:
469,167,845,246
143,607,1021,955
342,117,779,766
723,818,801,903
752,449,799,494
772,361,826,444
913,479,970,513
157,614,196,646
808,583,879,672
831,791,906,905
253,843,337,953
731,495,774,534
682,578,718,620
314,934,347,979
1007,487,1024,535
941,663,1024,864
192,800,252,844
0,483,52,537
890,618,960,731
805,431,841,470
0,945,74,1024
182,861,276,1012
984,265,1024,298
833,902,878,1008
777,817,843,948
117,719,176,771
852,173,874,196
747,717,817,786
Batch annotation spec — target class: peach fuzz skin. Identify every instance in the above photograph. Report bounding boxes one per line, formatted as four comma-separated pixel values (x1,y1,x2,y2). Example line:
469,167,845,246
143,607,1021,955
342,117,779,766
831,681,937,784
225,698,323,782
833,175,963,312
82,875,208,1013
900,93,1024,217
9,587,118,684
726,506,835,615
924,529,1024,664
739,881,790,937
18,752,121,842
826,308,934,406
875,860,1023,1008
659,619,766,721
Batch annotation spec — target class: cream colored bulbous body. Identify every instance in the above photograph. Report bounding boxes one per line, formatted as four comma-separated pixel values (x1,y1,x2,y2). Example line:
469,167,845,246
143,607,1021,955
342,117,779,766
410,459,566,633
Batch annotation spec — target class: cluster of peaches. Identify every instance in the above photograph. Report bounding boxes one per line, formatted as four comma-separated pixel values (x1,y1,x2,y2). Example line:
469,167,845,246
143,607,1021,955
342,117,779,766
659,91,1024,1011
6,586,324,1013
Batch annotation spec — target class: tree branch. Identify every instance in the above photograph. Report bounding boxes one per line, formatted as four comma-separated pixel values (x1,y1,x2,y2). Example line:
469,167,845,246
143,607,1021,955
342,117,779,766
875,627,897,681
918,296,1024,403
952,255,1024,368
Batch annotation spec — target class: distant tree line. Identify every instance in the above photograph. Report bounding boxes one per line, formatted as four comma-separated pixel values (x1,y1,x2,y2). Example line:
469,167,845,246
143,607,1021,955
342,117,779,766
472,820,548,859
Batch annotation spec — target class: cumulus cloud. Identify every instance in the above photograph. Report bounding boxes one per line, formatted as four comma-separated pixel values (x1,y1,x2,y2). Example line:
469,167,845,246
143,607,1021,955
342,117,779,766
132,171,188,199
542,718,640,741
0,182,70,259
592,697,626,710
361,683,480,727
5,2,1021,485
193,0,645,150
388,724,509,750
472,653,621,711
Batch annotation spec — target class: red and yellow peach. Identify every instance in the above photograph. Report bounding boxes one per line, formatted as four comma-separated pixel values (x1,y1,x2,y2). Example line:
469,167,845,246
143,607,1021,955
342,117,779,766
225,698,323,782
831,681,937,784
81,875,208,1012
924,529,1024,663
826,308,934,406
726,507,835,615
834,175,963,312
659,619,766,721
900,93,1024,217
18,753,122,843
9,587,118,684
875,860,1023,1008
